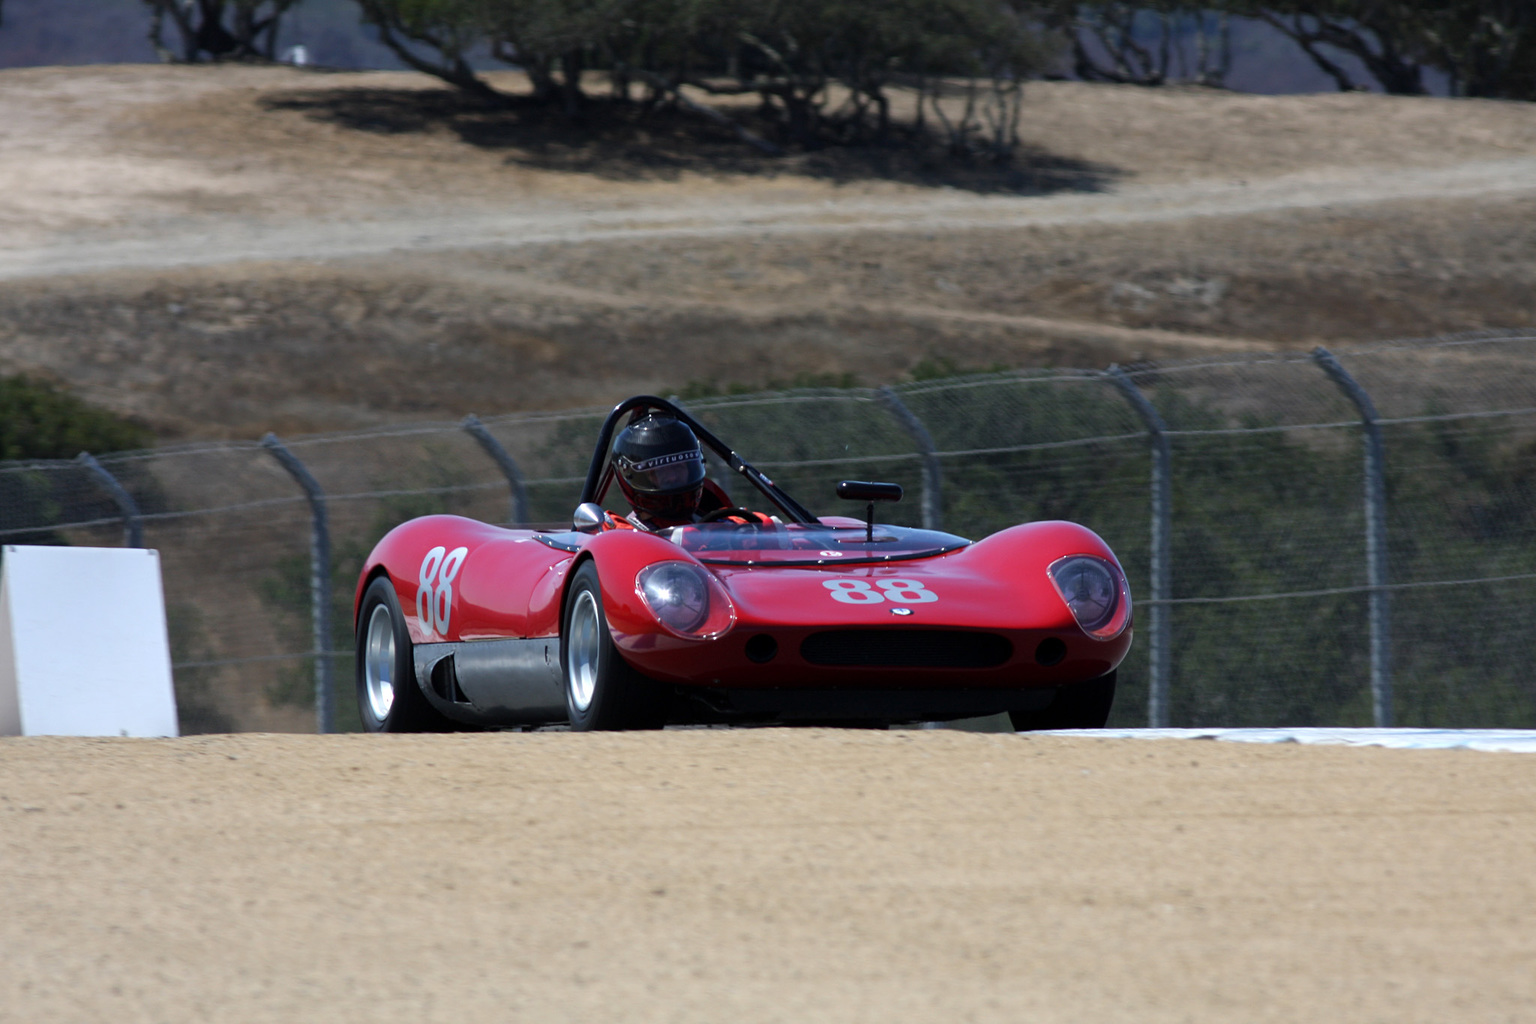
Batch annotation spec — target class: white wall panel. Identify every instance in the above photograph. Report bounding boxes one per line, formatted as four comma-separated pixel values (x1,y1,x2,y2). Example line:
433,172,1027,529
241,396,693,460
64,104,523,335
0,546,178,737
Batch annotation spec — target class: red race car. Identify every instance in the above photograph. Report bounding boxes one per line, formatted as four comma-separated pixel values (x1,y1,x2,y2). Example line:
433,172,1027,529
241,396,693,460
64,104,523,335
354,396,1132,731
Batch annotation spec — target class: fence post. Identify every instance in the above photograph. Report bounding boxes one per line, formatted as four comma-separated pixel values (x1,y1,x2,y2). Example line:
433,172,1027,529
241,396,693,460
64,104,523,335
1312,347,1392,728
75,452,143,548
261,433,334,735
461,415,531,527
876,386,943,531
1106,366,1172,728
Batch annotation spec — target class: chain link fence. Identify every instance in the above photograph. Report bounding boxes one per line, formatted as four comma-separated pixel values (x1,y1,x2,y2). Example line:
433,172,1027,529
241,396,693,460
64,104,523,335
4,331,1532,733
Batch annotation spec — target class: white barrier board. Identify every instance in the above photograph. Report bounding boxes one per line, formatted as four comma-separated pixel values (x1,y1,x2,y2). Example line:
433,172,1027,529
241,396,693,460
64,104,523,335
1038,727,1536,753
0,545,178,737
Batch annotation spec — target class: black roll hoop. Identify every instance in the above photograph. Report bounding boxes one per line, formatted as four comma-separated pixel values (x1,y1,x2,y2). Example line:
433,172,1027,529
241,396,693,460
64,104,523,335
579,396,818,524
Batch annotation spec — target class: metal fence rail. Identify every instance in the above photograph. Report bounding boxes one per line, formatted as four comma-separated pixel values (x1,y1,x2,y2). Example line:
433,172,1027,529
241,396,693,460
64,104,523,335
3,330,1532,733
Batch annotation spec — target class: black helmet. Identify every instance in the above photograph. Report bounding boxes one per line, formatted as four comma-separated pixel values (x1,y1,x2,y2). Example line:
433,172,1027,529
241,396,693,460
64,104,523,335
613,413,706,524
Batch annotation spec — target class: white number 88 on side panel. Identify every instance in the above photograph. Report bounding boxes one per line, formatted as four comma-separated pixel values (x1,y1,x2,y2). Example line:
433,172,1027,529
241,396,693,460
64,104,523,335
417,545,469,637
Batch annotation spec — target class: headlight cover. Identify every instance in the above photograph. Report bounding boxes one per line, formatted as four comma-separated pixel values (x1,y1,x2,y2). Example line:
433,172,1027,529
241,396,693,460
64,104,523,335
636,562,735,639
1047,555,1131,640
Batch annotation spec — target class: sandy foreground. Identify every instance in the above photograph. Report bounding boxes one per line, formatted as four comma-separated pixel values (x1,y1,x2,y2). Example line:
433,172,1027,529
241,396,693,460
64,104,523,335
2,729,1533,1023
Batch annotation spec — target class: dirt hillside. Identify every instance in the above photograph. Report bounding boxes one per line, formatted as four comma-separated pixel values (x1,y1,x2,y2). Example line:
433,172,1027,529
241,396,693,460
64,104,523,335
2,730,1533,1023
2,65,1535,438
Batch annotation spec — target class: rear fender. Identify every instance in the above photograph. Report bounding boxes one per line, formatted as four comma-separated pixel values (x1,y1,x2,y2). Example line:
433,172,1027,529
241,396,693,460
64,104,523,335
354,564,393,631
356,515,564,644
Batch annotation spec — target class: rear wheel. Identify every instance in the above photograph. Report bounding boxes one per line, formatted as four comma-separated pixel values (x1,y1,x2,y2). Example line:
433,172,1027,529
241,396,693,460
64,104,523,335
563,562,667,731
1009,670,1116,732
356,576,452,733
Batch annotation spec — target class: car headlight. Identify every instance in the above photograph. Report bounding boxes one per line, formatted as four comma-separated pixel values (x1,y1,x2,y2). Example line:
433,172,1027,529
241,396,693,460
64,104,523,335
636,562,735,639
1046,555,1130,640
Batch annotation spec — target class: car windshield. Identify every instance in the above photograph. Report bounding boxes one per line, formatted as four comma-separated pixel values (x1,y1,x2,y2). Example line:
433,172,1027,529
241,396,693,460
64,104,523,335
662,522,969,566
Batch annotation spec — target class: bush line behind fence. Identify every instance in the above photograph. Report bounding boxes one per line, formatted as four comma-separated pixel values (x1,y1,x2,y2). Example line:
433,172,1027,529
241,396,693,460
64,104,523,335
4,331,1533,734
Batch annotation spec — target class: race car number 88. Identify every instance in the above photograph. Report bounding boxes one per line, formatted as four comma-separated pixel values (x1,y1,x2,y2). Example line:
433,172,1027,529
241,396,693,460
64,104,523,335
823,579,938,604
418,545,469,637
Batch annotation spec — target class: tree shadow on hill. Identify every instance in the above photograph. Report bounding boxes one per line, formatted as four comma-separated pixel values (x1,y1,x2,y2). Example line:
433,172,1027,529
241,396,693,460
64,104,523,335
260,87,1121,196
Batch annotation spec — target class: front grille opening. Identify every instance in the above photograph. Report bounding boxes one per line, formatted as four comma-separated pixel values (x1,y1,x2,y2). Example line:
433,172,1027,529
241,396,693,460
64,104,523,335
1034,637,1067,666
745,634,778,663
801,630,1012,668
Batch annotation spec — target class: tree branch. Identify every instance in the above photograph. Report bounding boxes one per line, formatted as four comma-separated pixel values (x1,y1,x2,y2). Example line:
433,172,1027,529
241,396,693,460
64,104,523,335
632,69,783,155
366,13,507,103
1259,11,1361,92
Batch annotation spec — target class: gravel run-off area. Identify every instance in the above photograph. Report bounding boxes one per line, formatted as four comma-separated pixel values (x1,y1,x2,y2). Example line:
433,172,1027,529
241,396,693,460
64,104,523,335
3,729,1534,1023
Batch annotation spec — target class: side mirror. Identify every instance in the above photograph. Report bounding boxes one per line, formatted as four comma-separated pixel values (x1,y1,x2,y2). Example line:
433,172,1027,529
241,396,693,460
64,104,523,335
573,502,605,534
836,480,903,542
836,480,903,503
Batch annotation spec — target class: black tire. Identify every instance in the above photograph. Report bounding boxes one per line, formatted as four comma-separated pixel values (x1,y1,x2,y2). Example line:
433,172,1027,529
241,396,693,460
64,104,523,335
562,562,667,731
356,576,453,733
1009,670,1117,732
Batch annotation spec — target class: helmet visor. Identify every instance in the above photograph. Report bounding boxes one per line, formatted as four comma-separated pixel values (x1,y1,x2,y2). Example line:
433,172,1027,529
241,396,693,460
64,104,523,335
617,449,706,496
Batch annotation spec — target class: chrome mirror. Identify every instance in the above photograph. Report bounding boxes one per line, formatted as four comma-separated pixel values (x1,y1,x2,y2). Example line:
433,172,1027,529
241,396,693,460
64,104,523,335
572,502,605,534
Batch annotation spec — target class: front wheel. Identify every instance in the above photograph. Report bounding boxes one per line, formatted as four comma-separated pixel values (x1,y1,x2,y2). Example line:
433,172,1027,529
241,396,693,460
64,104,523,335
356,576,452,733
562,562,666,731
1009,670,1116,732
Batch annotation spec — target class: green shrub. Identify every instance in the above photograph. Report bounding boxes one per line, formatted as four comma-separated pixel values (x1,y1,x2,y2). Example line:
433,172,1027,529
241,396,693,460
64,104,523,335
0,376,151,461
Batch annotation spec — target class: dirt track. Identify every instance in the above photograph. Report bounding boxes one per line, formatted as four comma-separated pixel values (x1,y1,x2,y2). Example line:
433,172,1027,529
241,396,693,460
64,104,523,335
8,157,1536,283
3,730,1533,1023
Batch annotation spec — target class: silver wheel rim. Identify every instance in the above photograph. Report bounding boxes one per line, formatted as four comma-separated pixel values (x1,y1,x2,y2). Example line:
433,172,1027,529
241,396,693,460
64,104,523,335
567,589,601,713
364,603,396,722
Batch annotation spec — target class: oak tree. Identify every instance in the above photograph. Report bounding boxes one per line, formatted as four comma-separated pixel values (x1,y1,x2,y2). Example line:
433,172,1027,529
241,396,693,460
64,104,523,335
144,0,302,62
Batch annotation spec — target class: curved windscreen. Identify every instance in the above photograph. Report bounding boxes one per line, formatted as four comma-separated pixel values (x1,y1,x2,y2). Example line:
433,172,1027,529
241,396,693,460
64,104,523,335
663,522,970,566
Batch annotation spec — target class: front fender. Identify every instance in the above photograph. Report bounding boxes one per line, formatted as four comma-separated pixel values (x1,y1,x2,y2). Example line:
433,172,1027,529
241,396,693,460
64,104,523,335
575,529,721,649
965,519,1124,571
962,520,1132,635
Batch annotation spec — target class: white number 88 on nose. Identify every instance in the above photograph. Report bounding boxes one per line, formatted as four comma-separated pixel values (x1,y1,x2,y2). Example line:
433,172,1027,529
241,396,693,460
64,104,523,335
823,579,938,604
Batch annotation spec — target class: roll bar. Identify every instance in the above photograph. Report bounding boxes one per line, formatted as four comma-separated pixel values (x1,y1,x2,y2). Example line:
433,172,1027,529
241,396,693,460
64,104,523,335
579,396,818,524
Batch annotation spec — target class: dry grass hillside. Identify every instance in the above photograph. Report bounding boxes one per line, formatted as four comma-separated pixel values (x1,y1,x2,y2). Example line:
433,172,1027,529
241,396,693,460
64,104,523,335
1,64,1534,439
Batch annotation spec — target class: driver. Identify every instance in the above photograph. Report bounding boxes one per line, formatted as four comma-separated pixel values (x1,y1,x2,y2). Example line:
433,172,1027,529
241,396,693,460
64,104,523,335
611,413,770,530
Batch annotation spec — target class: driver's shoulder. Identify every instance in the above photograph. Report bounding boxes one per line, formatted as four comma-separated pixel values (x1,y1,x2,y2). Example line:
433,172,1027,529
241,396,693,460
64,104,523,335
598,510,641,531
